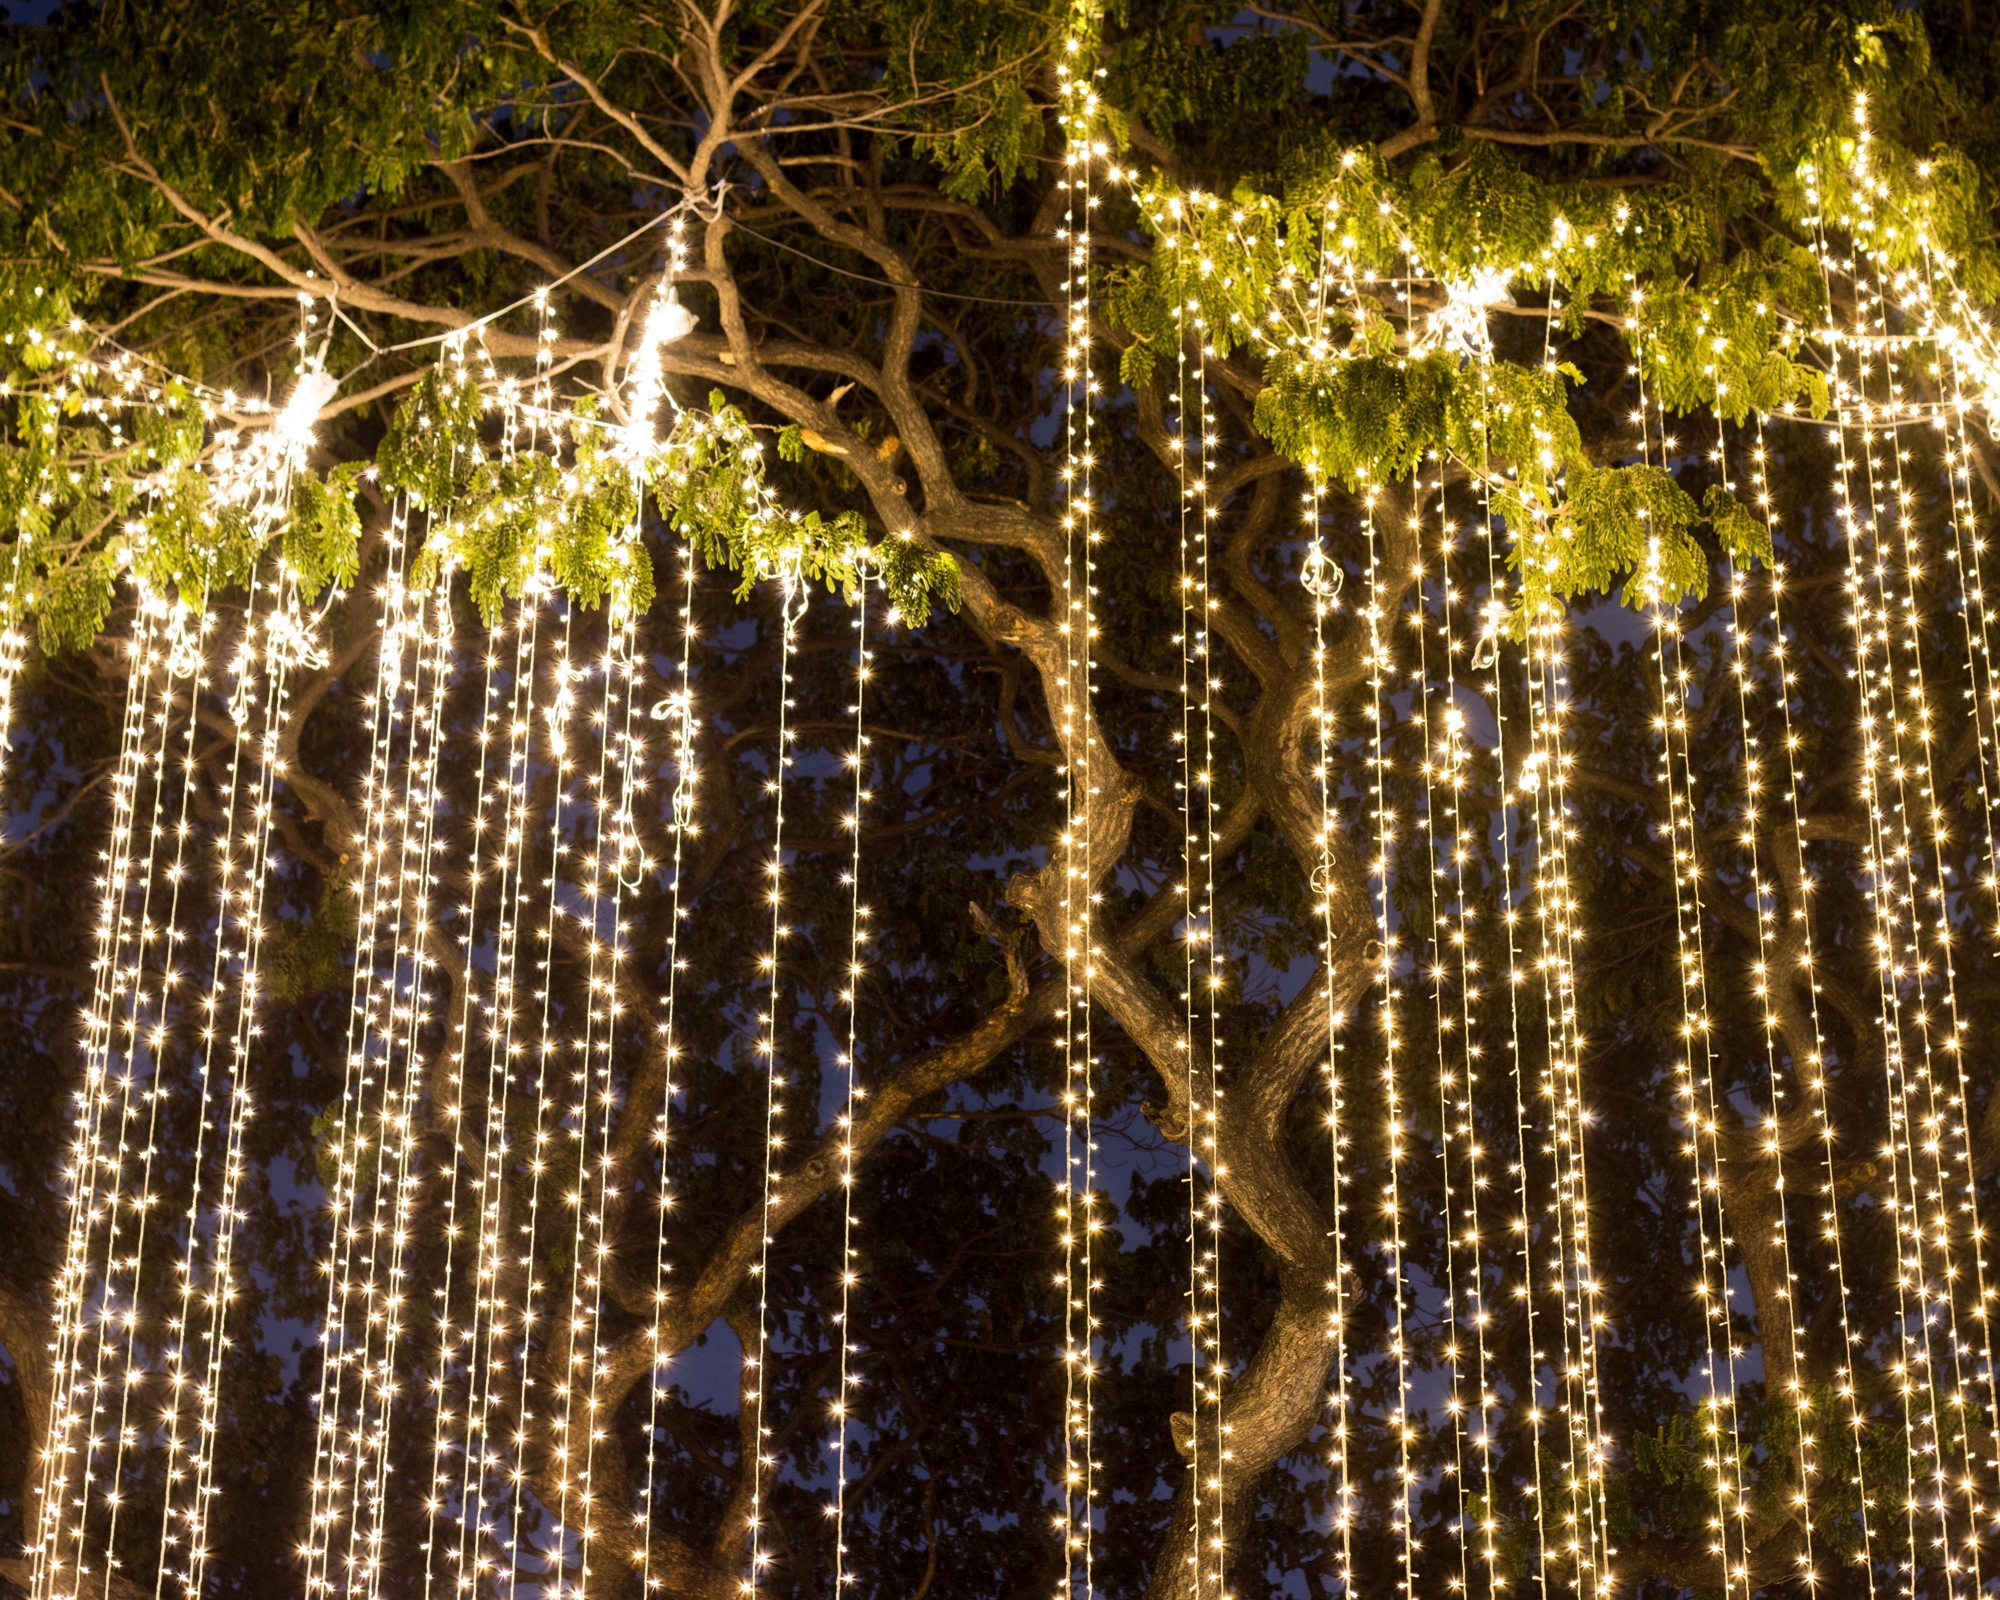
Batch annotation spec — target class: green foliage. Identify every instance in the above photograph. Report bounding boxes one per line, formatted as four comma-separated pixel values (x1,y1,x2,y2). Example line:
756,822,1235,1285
845,0,1064,199
660,394,962,621
876,531,965,626
1541,462,1705,611
1100,83,1992,619
2,341,961,649
284,464,367,596
1636,239,1829,422
1704,485,1775,568
1252,351,1580,492
1103,28,1309,134
35,546,115,655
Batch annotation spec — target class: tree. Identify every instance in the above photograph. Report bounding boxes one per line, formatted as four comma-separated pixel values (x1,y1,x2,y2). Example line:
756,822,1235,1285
3,3,2000,1600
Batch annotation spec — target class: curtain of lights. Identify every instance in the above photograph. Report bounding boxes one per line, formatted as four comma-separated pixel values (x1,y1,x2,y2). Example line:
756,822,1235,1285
12,114,2000,1600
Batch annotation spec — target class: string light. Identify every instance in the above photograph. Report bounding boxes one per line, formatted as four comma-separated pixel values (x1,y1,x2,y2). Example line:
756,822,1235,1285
1796,152,1909,1600
1752,413,1885,1599
1719,416,1819,1593
1812,160,1942,1599
1361,457,1417,1600
1166,198,1208,1600
1455,348,1503,1600
555,566,644,1600
182,553,319,1600
8,231,903,1600
494,288,567,1600
1855,227,1992,1591
302,497,416,1600
37,321,327,1600
320,331,466,1600
0,533,28,780
39,587,171,1600
638,533,700,1600
452,561,543,1600
27,110,2000,1600
1414,449,1478,1599
1517,270,1607,1600
1424,440,1501,1600
1194,197,1229,1600
418,562,506,1600
432,353,539,1600
1837,110,2000,1571
1915,221,2000,1480
746,548,806,1598
1299,217,1357,1600
1469,319,1553,1600
149,580,263,1600
1634,298,1754,1600
1305,492,1356,1600
347,558,455,1600
829,552,872,1594
1055,33,1102,1600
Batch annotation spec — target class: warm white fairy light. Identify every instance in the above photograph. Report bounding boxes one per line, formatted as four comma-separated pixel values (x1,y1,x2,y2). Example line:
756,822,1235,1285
38,141,2000,1600
150,582,266,1600
419,336,532,1600
24,432,154,1600
491,289,565,1600
1055,33,1102,1600
561,299,675,1600
1798,149,1936,1600
418,588,507,1600
51,324,328,1600
1514,266,1607,1600
183,557,319,1600
557,573,645,1600
348,562,455,1600
457,561,547,1600
108,593,211,1594
639,535,700,1600
1360,462,1417,1600
36,313,328,1596
502,568,584,1600
1467,345,1554,1598
1304,515,1356,1598
1420,450,1500,1600
1453,356,1503,1600
1412,452,1477,1598
1915,228,2000,1473
1717,415,1821,1593
1810,160,1947,1593
1751,414,1885,1596
1524,480,1594,1600
1,411,143,1596
42,589,174,1600
133,592,232,1600
1849,224,1984,1589
1165,201,1209,1600
745,549,807,1599
1632,298,1755,1600
309,442,455,1600
8,227,865,1600
0,533,29,781
1192,198,1229,1600
829,552,873,1596
1296,216,1357,1600
313,341,459,1600
302,502,416,1600
550,536,615,1600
